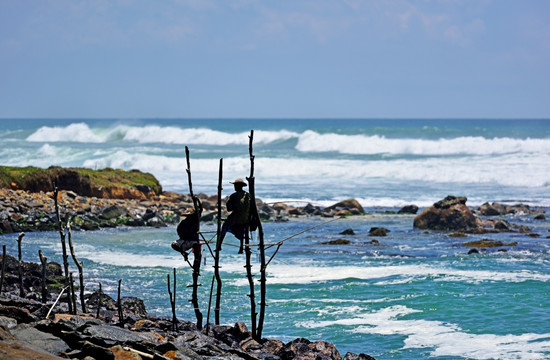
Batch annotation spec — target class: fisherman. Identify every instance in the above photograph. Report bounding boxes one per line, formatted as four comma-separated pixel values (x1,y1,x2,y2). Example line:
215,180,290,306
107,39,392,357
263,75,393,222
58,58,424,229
219,178,251,254
171,200,202,260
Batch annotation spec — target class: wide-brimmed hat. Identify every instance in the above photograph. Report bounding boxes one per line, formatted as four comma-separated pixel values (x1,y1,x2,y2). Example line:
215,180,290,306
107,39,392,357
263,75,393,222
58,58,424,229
230,178,247,186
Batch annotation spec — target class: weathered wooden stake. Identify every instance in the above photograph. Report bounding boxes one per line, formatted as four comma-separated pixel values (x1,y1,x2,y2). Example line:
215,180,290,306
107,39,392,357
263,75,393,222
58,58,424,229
248,130,267,340
96,282,102,318
69,272,77,314
167,268,178,331
17,232,25,297
53,183,73,314
185,146,203,330
68,223,87,313
117,279,124,327
0,245,5,294
39,250,48,303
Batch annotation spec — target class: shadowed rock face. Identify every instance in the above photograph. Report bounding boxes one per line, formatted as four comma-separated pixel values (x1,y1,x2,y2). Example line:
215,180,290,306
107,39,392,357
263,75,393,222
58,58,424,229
414,196,479,231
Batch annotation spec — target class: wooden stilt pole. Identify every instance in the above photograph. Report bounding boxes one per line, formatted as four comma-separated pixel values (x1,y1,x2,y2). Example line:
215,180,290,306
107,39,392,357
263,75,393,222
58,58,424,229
53,184,73,314
247,130,266,340
185,146,203,330
214,158,223,325
117,279,124,327
168,269,178,331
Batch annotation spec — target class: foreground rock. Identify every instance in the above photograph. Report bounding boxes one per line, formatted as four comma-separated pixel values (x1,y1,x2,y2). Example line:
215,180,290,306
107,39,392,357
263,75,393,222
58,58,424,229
0,257,376,360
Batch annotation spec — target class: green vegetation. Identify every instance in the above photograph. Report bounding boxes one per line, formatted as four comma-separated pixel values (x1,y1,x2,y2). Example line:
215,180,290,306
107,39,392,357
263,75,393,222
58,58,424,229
0,165,162,197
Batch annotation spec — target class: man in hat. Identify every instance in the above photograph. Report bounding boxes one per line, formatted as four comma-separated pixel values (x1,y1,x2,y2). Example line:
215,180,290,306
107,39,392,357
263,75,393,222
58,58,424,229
219,178,251,254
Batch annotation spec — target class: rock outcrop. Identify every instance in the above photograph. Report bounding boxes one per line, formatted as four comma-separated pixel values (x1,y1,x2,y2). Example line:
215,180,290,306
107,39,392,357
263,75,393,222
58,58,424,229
413,196,479,231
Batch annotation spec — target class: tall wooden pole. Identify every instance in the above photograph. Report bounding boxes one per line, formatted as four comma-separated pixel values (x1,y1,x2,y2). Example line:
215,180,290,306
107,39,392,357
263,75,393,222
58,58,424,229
248,130,267,340
185,146,203,330
214,158,223,325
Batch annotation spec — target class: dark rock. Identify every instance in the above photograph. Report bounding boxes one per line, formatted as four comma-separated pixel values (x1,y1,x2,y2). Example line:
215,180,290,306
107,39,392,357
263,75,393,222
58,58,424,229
327,199,364,214
462,239,517,248
11,324,70,356
344,352,377,360
414,196,478,231
0,305,38,324
467,248,480,254
83,324,149,345
80,340,115,360
369,227,390,237
99,205,127,220
369,239,380,245
279,338,342,360
434,196,467,209
339,228,355,235
534,214,546,220
321,239,351,245
147,216,166,228
397,205,418,214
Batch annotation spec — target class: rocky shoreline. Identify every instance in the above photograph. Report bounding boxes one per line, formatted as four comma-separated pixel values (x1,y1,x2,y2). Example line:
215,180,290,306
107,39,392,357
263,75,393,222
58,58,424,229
0,256,375,360
0,187,370,235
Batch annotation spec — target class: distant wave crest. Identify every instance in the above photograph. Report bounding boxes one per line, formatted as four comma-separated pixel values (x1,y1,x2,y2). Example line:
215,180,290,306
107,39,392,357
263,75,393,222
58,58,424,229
26,122,298,145
296,130,550,155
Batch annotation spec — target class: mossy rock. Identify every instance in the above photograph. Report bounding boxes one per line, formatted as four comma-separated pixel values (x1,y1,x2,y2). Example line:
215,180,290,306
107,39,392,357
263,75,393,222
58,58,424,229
462,239,518,248
321,239,351,245
0,166,162,199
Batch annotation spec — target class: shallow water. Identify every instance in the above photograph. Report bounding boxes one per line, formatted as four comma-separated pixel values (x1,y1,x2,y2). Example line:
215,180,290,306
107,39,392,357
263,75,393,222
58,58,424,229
3,212,550,359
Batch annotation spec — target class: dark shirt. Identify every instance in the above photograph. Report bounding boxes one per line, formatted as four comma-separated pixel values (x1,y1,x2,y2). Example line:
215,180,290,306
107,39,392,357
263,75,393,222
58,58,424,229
226,190,250,225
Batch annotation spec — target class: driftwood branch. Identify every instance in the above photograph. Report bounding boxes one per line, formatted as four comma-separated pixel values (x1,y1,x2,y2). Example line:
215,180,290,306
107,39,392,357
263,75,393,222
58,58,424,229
46,285,69,319
39,250,48,303
16,232,25,297
68,223,86,313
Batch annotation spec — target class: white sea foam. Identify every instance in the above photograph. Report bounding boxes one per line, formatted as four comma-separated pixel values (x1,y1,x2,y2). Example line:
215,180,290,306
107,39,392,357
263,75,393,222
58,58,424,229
26,123,105,143
26,122,298,145
302,305,550,359
296,130,550,156
82,150,550,191
229,263,550,286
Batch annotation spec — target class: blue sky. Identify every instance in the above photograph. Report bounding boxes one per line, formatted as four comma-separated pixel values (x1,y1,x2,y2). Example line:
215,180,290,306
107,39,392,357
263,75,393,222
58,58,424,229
1,0,549,119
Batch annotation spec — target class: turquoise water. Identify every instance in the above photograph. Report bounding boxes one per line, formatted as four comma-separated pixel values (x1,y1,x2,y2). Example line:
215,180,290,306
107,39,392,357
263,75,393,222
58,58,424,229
1,119,550,358
3,213,550,359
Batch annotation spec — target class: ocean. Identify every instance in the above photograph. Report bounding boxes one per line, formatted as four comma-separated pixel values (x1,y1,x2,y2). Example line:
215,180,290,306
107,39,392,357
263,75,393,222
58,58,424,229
1,119,550,359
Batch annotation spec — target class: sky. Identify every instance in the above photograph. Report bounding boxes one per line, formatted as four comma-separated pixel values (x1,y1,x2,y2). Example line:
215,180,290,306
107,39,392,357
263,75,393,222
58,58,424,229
0,0,549,119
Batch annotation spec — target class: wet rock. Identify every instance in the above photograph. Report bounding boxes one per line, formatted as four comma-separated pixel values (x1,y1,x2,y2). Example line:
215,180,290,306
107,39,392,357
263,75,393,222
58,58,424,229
368,227,390,237
279,338,342,360
321,239,351,245
467,248,480,255
344,353,377,360
100,205,127,220
414,196,478,231
397,205,418,214
327,199,364,214
339,228,355,235
534,214,546,220
462,239,517,248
